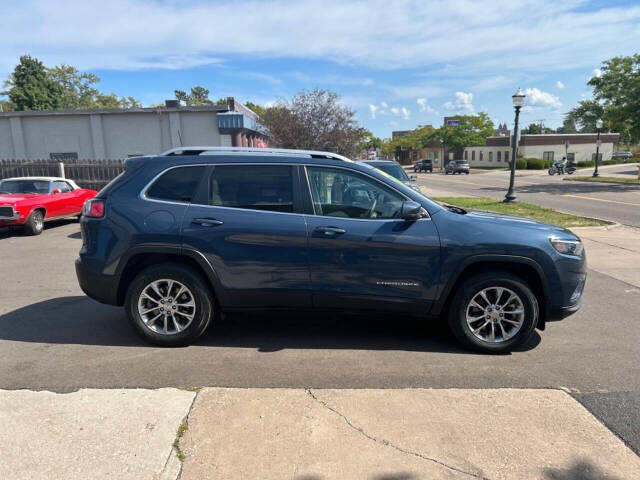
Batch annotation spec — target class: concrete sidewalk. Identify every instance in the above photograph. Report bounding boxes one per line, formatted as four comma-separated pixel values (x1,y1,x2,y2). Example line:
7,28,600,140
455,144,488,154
3,388,639,480
575,225,640,288
0,388,196,480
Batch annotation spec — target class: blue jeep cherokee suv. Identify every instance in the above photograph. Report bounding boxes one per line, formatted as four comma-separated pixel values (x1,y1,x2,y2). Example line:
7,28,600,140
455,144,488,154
76,147,586,353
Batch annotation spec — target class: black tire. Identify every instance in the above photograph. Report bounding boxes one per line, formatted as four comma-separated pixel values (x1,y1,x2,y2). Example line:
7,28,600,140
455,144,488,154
465,171,469,174
24,210,44,236
447,272,539,354
125,263,214,346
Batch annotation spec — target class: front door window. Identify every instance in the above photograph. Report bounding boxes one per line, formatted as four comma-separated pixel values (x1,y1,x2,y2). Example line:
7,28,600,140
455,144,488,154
306,167,404,220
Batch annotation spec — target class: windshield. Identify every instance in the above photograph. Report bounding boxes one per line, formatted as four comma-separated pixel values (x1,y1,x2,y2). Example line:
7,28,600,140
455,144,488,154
0,180,50,194
373,164,409,181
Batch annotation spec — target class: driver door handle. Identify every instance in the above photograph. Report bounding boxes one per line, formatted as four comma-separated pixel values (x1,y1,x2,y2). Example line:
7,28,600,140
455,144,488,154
192,218,223,227
315,226,346,235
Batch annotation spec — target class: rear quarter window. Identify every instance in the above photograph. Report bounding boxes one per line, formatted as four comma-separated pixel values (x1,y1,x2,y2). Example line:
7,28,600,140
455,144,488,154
146,166,207,203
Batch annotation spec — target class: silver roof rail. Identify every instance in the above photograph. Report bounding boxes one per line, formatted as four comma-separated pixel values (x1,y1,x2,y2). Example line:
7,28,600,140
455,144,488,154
159,146,353,162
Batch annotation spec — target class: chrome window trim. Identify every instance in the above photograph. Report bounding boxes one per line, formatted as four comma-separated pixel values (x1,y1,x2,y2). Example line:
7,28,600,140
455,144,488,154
140,162,430,221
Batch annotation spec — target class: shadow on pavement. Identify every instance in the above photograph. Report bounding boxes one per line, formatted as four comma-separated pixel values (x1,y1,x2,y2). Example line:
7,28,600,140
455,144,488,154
0,296,541,354
543,458,622,480
0,218,78,239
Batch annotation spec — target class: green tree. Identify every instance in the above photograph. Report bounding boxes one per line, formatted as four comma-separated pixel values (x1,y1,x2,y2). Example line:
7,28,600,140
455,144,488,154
556,118,578,134
2,55,62,110
2,57,142,111
48,65,101,109
244,101,266,117
566,54,640,143
92,94,141,109
436,113,494,150
0,99,15,112
174,86,213,106
566,99,604,133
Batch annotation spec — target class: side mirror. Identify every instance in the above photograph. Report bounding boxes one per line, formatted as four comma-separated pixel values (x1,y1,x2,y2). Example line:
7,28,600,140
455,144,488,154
51,188,61,194
401,200,422,221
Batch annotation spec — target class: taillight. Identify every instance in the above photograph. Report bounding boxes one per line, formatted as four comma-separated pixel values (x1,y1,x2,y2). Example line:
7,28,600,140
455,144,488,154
83,199,105,218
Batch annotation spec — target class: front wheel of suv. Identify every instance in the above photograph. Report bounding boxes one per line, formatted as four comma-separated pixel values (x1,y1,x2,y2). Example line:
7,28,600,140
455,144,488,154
125,263,214,346
447,272,539,353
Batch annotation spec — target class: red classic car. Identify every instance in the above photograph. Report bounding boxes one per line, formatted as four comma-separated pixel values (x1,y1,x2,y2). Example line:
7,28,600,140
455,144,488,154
0,177,97,235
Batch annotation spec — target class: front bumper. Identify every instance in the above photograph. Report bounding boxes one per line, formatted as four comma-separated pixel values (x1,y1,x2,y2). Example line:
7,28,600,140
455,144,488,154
546,272,586,321
75,257,121,305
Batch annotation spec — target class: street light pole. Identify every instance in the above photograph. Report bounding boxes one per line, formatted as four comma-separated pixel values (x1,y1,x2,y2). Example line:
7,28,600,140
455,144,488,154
593,118,603,177
505,88,525,203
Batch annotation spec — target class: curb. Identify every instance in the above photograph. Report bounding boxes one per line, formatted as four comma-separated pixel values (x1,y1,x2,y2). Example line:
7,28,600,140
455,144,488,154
570,222,622,231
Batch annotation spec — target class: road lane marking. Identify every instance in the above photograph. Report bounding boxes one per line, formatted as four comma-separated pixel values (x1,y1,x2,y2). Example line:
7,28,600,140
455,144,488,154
561,194,640,207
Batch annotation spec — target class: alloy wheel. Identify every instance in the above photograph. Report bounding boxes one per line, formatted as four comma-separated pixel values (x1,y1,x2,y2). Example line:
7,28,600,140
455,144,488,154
465,287,525,343
137,279,196,335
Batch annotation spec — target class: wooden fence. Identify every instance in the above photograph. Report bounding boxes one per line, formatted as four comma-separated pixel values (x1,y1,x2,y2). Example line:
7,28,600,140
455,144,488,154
0,159,124,190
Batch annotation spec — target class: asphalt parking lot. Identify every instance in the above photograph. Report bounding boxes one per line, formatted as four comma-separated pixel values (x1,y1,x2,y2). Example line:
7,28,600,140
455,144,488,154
1,220,640,455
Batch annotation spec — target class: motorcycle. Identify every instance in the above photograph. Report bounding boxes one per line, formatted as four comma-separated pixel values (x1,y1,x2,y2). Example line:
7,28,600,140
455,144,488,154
548,162,576,175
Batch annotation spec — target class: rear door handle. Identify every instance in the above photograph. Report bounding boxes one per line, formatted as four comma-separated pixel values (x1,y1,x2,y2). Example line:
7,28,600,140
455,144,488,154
315,226,346,235
191,218,224,227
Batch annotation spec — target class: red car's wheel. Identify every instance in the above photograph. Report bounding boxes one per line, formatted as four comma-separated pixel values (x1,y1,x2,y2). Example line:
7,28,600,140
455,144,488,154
24,210,44,236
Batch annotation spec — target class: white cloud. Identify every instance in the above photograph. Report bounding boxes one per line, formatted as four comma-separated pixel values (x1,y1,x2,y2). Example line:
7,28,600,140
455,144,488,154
444,92,474,114
523,87,562,109
591,68,603,78
556,81,565,89
1,0,639,75
368,101,410,120
417,97,437,114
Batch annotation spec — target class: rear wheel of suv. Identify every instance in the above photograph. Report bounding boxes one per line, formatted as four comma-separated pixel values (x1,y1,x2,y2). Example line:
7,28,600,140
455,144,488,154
125,263,213,346
447,272,538,353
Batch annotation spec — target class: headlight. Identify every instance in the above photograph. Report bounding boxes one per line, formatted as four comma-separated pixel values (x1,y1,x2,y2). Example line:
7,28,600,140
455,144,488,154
549,237,584,256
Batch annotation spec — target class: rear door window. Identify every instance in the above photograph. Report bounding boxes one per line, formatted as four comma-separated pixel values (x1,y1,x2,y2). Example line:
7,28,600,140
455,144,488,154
146,166,207,203
206,165,293,213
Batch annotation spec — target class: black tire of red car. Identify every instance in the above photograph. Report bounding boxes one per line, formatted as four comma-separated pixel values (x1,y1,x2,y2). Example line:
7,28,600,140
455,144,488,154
447,272,539,354
125,263,214,347
24,210,44,236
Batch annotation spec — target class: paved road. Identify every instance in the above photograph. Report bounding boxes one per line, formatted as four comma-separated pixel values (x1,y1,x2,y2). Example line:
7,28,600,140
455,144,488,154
2,220,640,454
416,163,640,227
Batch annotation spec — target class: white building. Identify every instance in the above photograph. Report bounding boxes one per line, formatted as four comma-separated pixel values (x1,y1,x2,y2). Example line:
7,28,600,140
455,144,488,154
462,133,620,167
0,98,267,160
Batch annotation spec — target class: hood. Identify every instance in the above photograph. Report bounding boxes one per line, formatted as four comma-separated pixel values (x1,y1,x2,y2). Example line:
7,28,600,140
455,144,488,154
402,180,421,192
465,209,575,236
0,193,42,204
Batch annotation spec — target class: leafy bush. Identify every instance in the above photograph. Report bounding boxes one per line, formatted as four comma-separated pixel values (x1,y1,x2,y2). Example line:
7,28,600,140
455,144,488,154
524,158,545,169
577,160,595,167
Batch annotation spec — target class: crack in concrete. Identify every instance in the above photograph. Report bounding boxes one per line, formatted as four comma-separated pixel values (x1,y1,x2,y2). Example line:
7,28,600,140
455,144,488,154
160,389,200,480
305,388,491,480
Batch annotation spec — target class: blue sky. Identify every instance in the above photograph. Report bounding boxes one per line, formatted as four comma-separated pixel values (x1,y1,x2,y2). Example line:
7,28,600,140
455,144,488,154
2,0,639,137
